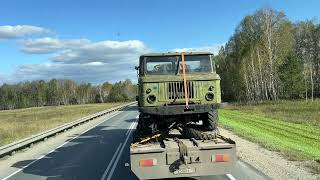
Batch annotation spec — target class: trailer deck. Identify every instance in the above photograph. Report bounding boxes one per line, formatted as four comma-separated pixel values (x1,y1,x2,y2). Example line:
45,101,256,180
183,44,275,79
130,132,236,179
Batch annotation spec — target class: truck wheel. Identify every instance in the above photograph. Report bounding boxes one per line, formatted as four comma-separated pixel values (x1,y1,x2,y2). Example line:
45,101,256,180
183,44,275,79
204,109,218,131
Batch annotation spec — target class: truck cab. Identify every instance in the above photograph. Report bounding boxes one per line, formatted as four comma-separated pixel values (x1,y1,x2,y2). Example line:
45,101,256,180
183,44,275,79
137,52,221,111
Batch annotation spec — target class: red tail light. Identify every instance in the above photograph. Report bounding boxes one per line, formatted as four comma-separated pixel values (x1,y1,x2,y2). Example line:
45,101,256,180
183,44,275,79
213,154,230,162
139,159,157,167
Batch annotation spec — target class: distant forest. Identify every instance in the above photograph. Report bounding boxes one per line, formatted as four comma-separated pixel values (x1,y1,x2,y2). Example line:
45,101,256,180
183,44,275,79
0,79,137,110
215,8,320,102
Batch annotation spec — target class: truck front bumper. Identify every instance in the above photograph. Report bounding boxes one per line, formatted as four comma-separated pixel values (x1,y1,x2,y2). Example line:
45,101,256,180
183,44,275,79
139,104,220,115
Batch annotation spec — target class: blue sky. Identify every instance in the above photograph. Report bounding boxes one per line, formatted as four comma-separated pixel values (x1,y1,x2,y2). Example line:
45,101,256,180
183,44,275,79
0,0,319,84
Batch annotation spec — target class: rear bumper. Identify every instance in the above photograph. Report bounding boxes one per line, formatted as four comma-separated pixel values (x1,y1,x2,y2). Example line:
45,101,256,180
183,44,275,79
130,138,236,180
139,104,220,115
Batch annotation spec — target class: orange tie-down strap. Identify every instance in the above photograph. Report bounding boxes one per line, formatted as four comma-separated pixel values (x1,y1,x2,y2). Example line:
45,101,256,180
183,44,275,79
181,49,189,107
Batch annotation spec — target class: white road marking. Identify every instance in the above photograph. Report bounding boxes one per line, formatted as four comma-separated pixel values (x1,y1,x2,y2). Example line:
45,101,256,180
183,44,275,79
100,143,122,180
104,116,138,180
226,174,237,180
125,121,135,136
1,111,123,180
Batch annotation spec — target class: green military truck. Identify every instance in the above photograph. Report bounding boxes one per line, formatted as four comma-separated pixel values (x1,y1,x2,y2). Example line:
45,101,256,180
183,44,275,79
131,52,236,179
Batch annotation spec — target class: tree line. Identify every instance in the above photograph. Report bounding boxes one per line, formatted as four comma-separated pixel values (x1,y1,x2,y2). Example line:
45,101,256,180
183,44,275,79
0,79,137,110
215,8,320,102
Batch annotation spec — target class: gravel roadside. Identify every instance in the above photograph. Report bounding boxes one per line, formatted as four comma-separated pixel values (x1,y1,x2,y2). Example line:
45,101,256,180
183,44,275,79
219,128,320,180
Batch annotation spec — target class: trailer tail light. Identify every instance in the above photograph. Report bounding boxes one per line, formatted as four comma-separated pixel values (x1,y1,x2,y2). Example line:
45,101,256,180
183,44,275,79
139,158,157,167
213,154,230,162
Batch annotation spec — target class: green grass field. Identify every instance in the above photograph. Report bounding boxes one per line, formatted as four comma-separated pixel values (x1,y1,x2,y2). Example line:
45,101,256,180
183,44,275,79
219,100,320,162
0,102,125,146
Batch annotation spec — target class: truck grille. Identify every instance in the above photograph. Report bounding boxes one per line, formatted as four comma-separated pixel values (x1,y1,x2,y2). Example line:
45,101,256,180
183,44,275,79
167,81,196,99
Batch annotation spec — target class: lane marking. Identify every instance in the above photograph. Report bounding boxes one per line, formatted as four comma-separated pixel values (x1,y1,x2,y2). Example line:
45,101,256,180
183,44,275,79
100,143,122,180
125,123,133,136
125,121,135,136
1,110,123,180
106,123,136,180
104,116,138,180
226,174,237,180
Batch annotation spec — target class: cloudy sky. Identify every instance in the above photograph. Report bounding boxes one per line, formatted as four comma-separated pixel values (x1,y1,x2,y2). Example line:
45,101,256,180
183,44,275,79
1,0,319,84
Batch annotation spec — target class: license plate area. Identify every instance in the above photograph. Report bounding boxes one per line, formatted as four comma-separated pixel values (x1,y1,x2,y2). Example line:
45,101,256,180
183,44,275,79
173,167,196,175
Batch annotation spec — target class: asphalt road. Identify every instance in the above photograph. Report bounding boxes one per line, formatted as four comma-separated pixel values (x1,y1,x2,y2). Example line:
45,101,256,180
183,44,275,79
0,105,270,180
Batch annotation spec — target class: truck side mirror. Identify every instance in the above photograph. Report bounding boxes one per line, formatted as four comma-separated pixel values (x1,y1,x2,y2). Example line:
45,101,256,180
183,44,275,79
135,66,140,76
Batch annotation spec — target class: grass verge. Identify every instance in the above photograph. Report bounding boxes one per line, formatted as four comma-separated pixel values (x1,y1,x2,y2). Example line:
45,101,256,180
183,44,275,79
0,102,125,146
219,100,320,173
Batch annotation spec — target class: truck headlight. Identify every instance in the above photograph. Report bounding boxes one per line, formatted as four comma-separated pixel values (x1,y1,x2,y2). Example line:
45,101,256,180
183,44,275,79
146,88,152,94
208,86,214,91
205,92,214,101
147,95,156,103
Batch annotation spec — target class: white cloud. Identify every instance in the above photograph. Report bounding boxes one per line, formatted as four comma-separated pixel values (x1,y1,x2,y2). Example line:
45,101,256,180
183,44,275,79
3,39,147,84
0,25,49,40
171,44,224,55
0,32,224,84
51,40,147,64
86,62,105,66
20,38,147,65
11,63,137,84
20,37,90,54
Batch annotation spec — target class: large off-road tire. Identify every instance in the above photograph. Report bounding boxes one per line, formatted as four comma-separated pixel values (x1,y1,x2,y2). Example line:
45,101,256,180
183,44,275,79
181,109,219,140
182,125,219,140
203,109,218,131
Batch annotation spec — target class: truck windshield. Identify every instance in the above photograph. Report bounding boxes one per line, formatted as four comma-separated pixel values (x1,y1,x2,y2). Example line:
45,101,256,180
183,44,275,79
180,55,212,73
145,56,177,75
145,55,212,75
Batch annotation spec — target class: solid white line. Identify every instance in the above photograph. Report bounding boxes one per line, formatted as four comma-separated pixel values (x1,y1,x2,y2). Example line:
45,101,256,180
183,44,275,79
1,111,122,180
105,118,137,180
125,123,134,136
226,174,237,180
125,122,135,136
100,143,122,180
125,114,139,135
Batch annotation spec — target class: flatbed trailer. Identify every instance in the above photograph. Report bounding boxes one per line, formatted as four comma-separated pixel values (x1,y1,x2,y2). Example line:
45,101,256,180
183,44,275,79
130,132,236,180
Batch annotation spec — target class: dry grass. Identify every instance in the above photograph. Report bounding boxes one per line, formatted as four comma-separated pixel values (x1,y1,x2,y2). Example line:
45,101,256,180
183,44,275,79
228,100,320,126
0,103,125,146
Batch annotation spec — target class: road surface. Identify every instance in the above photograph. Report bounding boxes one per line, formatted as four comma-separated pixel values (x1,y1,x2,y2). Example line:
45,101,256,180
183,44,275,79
0,105,270,180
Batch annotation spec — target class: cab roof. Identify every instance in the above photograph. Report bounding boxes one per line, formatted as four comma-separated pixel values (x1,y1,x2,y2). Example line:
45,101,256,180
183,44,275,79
141,52,213,57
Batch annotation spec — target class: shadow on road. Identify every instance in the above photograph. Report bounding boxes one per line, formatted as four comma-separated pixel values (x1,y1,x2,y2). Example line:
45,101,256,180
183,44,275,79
121,105,137,112
124,118,137,123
